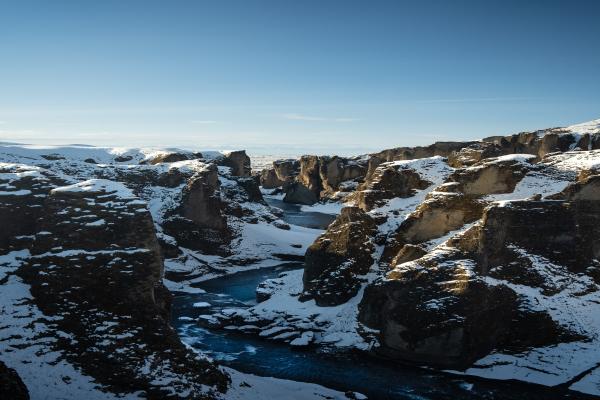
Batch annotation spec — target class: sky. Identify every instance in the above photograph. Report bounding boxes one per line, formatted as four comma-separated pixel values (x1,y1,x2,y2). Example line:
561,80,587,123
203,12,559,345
1,0,599,156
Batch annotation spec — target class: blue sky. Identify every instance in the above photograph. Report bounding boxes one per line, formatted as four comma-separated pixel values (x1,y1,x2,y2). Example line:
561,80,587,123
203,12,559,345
1,0,599,155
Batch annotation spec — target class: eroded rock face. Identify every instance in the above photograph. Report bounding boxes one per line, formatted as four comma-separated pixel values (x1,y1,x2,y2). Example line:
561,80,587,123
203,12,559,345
477,201,600,275
260,159,300,189
447,142,504,168
359,252,520,367
303,207,376,306
442,156,533,196
297,155,322,197
260,168,285,189
283,180,319,205
0,361,29,400
359,200,596,369
142,152,193,165
0,177,229,398
384,192,486,266
180,164,227,230
350,162,430,211
371,141,478,164
274,159,300,183
221,150,251,177
318,156,366,195
164,164,231,254
551,174,600,201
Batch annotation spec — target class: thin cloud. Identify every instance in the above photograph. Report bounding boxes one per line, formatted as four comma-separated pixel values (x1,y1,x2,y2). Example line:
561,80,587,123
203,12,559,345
282,113,358,122
415,97,541,104
191,120,218,124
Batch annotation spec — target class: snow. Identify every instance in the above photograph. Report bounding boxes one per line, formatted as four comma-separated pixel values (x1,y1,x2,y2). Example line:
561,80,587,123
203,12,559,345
543,150,600,173
0,251,139,400
387,155,454,184
486,153,536,164
566,119,600,135
223,367,365,400
215,268,373,350
0,189,32,196
51,179,137,199
193,302,212,309
440,246,600,396
299,201,344,215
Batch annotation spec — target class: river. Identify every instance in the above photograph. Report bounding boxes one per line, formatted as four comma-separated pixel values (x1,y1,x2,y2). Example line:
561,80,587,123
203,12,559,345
171,198,590,399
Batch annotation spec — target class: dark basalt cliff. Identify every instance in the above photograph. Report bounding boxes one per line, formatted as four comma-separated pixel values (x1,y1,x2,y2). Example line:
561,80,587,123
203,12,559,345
359,200,599,367
0,166,228,398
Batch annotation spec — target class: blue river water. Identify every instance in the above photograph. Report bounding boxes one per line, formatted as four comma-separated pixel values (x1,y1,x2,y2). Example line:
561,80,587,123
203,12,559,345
171,200,592,400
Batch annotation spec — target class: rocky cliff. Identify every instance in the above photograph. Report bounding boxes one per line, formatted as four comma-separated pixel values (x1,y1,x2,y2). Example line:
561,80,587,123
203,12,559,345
233,118,600,397
0,145,320,399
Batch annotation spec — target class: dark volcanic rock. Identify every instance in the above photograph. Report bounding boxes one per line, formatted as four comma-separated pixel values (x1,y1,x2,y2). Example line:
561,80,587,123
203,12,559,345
1,178,229,397
477,200,600,274
0,361,29,400
303,207,377,306
180,164,227,231
359,200,594,369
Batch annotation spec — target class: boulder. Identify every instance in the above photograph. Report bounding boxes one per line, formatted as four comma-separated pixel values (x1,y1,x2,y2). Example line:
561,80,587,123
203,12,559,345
303,207,376,306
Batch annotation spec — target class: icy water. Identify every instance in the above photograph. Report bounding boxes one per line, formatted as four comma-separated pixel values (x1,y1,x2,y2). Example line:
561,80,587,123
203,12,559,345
263,196,337,230
171,205,592,400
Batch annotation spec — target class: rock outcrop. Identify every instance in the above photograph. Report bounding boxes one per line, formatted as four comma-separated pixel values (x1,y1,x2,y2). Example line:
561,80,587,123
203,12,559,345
303,207,376,306
220,150,251,177
141,151,194,165
360,200,596,368
260,159,299,189
349,161,430,211
0,361,29,400
0,176,229,398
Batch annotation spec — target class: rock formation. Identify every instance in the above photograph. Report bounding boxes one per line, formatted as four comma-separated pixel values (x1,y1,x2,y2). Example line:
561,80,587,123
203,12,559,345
359,200,597,368
220,150,251,177
303,207,376,306
0,361,29,400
